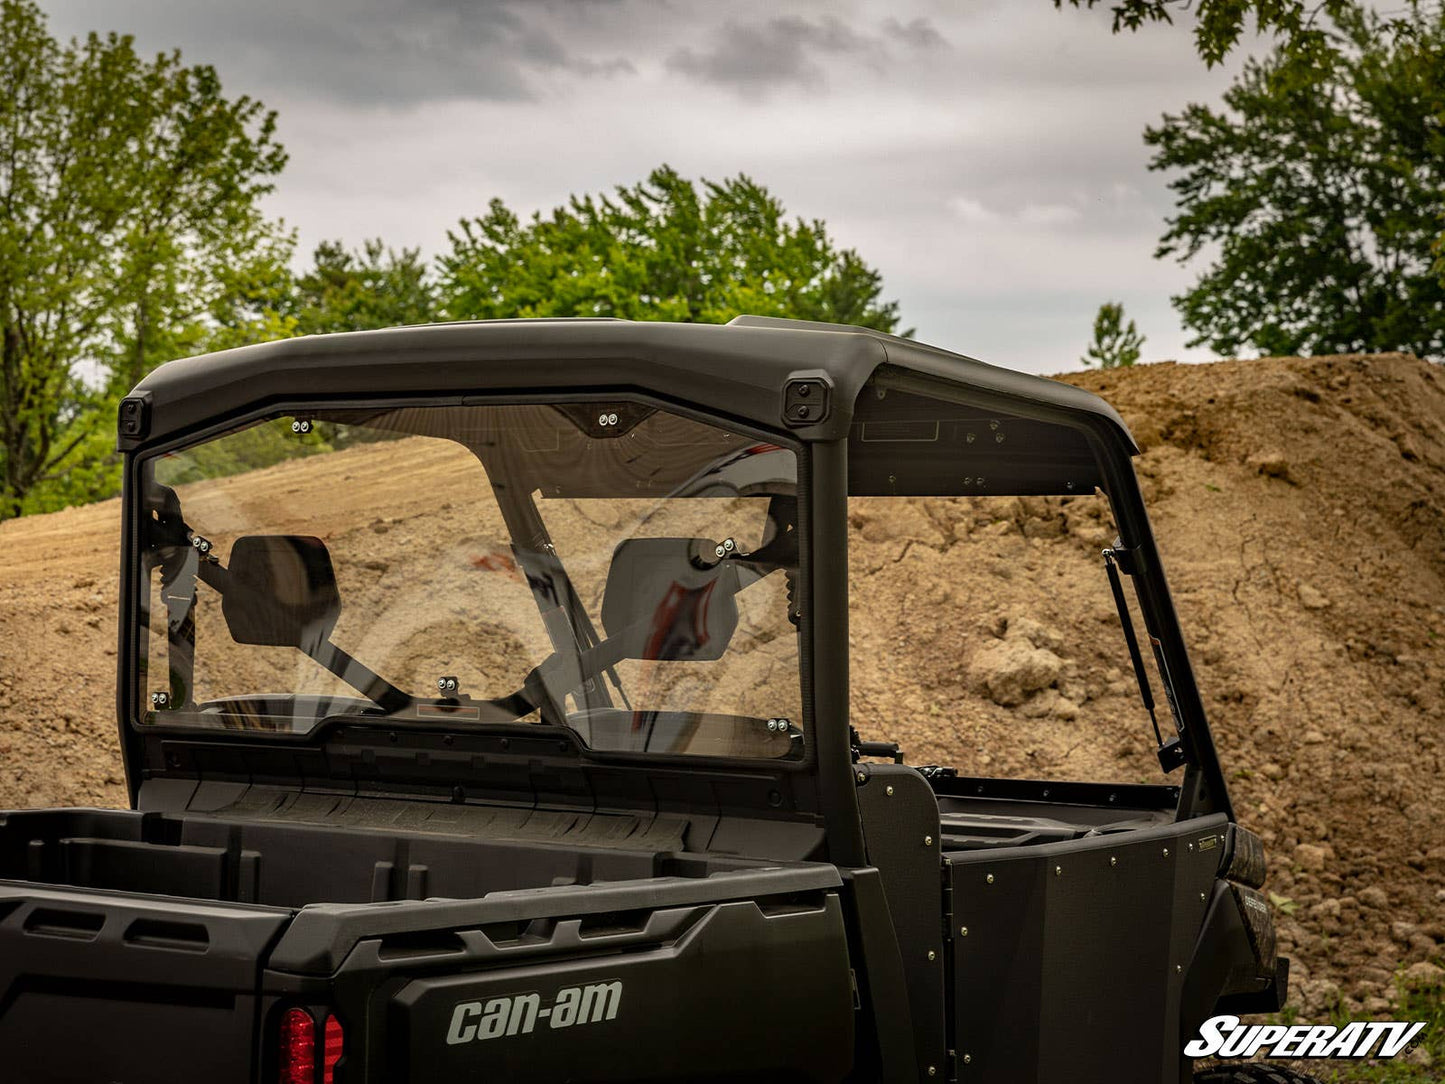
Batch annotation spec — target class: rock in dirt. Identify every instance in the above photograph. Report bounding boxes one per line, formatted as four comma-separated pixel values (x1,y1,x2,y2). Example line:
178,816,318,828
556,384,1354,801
970,638,1063,707
1246,451,1293,481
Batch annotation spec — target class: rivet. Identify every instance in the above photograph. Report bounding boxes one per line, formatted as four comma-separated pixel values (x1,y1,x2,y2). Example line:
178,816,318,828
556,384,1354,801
986,873,995,884
1109,856,1117,867
1200,892,1207,902
927,1068,937,1078
1187,842,1195,851
960,926,968,936
857,770,867,783
1055,865,1063,877
1162,847,1170,858
924,835,933,847
963,1054,972,1064
927,949,936,961
1175,964,1183,974
886,785,894,797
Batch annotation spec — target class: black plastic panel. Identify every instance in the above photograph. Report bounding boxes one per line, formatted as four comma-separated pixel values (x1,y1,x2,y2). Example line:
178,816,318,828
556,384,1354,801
948,814,1227,1084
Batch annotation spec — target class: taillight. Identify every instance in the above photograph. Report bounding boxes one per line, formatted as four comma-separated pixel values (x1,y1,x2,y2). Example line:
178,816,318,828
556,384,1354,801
323,1014,344,1084
278,1008,344,1084
279,1008,316,1084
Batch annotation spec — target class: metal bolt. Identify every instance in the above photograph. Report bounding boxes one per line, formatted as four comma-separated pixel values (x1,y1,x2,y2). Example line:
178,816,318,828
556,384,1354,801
927,1068,936,1078
597,413,609,426
963,1054,972,1065
607,413,618,425
1175,964,1183,974
924,835,933,847
715,544,727,558
927,950,936,961
796,384,811,397
1187,842,1195,852
1055,865,1063,877
856,770,867,783
290,420,301,432
1200,892,1207,902
960,926,968,937
794,404,811,419
885,785,894,797
1109,856,1117,867
986,873,995,884
1162,847,1171,858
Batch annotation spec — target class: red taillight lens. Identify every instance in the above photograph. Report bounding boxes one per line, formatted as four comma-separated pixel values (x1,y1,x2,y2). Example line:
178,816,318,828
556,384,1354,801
279,1008,316,1084
322,1014,344,1084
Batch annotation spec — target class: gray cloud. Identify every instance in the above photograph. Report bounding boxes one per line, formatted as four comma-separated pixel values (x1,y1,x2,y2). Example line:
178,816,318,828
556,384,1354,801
42,0,635,105
36,0,1249,372
666,13,946,96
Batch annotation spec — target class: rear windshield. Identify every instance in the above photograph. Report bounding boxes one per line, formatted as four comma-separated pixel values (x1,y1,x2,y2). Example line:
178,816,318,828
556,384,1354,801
134,402,803,760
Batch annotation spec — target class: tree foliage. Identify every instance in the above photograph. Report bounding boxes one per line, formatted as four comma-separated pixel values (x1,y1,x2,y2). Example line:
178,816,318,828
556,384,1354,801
438,166,905,333
0,0,287,517
1082,302,1145,368
1145,5,1445,358
1055,0,1384,66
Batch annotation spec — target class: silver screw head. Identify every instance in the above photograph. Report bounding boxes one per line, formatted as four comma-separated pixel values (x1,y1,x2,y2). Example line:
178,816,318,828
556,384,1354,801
927,1068,936,1078
1110,856,1118,867
1055,865,1063,877
597,413,609,426
924,835,933,847
437,678,446,690
963,1054,972,1065
1162,847,1170,858
885,785,894,796
927,950,936,961
856,770,866,783
291,420,301,432
1200,892,1207,902
986,873,995,884
1175,964,1183,974
715,544,727,558
960,926,968,936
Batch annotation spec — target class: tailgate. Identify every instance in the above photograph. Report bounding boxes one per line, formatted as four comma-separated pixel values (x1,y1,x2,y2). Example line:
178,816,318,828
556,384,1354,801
269,865,856,1084
0,881,291,1084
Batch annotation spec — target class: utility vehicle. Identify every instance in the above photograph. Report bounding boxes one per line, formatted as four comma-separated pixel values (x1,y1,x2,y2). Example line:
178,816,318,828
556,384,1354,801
0,317,1290,1083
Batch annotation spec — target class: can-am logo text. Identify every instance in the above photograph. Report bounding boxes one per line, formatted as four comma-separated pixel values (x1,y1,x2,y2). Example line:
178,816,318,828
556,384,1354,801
446,981,623,1044
1185,1014,1425,1060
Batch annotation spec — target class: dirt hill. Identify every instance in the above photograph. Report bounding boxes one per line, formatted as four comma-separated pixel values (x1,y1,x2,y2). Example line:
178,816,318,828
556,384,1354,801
0,351,1441,1030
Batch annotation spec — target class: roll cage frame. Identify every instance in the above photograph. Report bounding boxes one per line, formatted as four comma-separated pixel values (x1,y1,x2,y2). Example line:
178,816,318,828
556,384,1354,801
113,316,1233,869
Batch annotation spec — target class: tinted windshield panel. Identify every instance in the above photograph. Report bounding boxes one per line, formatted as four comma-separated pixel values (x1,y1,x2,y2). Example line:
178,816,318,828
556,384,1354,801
135,403,802,759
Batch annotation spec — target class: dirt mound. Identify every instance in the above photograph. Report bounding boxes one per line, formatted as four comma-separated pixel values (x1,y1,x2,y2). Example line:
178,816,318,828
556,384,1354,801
1,351,1442,1024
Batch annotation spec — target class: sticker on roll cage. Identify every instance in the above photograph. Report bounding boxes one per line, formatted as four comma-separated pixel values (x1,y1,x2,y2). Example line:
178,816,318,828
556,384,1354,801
446,981,623,1044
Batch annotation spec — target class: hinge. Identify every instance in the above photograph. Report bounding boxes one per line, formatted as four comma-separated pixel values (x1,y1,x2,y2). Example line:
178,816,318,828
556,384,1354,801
941,861,954,940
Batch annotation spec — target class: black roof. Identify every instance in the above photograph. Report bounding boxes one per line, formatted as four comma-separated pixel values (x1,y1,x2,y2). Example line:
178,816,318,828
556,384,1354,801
124,315,1136,452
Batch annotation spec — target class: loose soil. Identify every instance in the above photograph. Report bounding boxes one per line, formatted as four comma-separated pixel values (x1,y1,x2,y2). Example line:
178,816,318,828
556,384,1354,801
1,351,1442,1036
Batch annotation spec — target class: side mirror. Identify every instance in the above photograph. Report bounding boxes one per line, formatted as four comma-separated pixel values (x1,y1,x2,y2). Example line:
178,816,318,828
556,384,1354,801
601,538,740,661
222,535,341,650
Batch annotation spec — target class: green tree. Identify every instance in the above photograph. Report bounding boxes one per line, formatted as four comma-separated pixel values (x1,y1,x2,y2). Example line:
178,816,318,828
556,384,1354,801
0,0,287,517
1145,5,1445,358
1082,302,1145,368
293,239,436,335
1054,0,1396,66
438,165,905,332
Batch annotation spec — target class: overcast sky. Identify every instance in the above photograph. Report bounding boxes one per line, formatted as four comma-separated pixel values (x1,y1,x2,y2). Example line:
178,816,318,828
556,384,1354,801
42,0,1255,374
